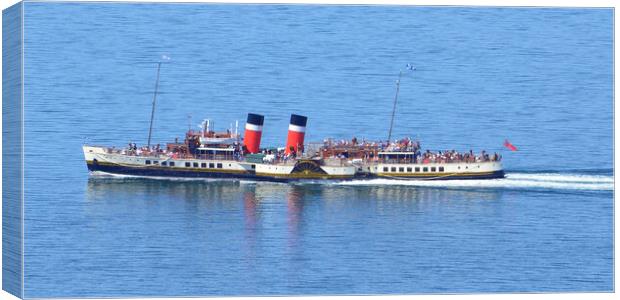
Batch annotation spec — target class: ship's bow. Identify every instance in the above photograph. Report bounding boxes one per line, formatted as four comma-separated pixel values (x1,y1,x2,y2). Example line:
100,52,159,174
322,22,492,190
82,145,107,172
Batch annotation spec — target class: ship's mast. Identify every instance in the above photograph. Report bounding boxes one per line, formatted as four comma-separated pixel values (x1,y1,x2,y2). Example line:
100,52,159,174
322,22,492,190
387,64,414,143
387,70,403,143
147,62,162,148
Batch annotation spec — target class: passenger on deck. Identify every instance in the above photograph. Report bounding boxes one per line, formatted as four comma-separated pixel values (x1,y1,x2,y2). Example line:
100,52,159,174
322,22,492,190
289,146,297,158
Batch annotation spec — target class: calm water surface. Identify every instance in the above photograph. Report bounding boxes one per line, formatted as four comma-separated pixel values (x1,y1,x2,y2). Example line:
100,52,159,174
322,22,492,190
21,3,612,297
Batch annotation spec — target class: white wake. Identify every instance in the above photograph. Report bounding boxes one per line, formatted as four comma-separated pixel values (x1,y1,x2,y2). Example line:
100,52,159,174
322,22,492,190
337,172,614,191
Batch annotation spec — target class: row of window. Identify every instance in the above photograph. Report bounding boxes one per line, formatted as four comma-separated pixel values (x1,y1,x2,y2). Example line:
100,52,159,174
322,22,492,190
145,160,169,166
144,160,223,169
383,166,445,173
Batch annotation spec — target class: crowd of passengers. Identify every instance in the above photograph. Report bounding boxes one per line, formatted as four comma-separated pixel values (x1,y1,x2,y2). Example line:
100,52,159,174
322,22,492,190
113,138,501,164
323,137,502,163
259,146,300,163
117,142,166,156
323,136,421,152
120,142,246,160
405,149,502,164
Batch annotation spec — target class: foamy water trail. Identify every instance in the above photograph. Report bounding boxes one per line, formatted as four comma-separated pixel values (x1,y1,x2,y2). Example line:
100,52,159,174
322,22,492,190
506,173,614,183
337,172,614,191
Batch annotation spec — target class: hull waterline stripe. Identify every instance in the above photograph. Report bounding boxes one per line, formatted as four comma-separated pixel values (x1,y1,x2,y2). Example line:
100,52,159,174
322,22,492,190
85,161,504,181
377,171,497,177
255,172,354,179
87,160,248,174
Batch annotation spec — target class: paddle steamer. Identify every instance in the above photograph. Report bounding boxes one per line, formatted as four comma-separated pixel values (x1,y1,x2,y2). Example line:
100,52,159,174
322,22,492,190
83,112,504,181
83,63,504,181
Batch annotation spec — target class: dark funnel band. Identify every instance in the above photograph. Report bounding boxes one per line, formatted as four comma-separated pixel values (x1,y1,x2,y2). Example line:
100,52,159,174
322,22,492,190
290,114,308,127
246,113,264,126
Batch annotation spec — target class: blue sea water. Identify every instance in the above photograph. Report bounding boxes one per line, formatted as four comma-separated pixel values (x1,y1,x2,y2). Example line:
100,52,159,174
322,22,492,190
19,2,612,297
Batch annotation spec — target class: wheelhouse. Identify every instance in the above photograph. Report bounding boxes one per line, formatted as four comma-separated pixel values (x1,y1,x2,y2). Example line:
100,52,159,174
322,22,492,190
377,152,416,164
195,147,237,160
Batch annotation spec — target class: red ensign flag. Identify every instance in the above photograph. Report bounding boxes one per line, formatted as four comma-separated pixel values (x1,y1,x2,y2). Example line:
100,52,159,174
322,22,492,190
504,139,518,151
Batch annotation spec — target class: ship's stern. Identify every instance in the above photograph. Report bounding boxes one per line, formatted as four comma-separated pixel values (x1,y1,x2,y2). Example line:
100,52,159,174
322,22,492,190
489,161,505,179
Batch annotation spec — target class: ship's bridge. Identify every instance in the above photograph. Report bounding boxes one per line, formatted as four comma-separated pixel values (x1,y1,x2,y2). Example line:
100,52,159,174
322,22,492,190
196,146,237,160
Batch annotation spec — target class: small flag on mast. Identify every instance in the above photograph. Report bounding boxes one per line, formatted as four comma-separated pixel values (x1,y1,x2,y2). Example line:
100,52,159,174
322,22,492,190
503,139,518,151
406,63,416,71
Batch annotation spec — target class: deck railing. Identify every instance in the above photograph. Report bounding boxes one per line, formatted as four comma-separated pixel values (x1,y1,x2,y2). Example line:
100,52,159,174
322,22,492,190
100,146,500,165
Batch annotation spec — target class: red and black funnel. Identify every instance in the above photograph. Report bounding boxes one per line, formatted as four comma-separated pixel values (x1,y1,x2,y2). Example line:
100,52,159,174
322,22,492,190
285,114,307,155
243,113,264,154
